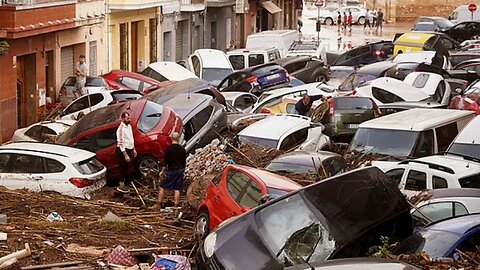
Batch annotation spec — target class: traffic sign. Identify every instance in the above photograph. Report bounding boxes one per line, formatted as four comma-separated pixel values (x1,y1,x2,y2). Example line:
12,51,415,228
468,3,477,13
315,0,324,7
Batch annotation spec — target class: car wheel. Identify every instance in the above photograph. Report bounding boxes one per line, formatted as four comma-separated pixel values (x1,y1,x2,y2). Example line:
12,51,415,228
315,74,328,83
325,18,334,25
195,209,210,238
358,16,365,25
136,156,160,177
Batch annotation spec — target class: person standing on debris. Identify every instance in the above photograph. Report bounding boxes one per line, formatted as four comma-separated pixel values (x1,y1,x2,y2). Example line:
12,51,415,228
295,94,330,116
376,8,384,32
337,11,342,32
116,111,137,193
156,132,187,209
74,55,88,98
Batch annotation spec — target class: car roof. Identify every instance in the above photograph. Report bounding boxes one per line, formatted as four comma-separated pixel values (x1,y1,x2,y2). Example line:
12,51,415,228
0,142,95,164
269,150,341,165
451,115,480,144
274,56,312,66
192,49,230,68
231,164,302,191
403,155,480,175
146,78,210,100
395,32,435,45
227,47,278,54
106,70,161,84
357,61,397,74
146,62,197,80
239,115,310,140
419,188,480,201
358,77,431,101
393,51,437,64
359,108,473,131
427,213,480,234
36,120,76,133
162,93,211,120
221,91,255,100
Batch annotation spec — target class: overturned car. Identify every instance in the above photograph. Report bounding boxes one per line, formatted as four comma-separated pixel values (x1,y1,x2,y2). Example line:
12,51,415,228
196,167,413,270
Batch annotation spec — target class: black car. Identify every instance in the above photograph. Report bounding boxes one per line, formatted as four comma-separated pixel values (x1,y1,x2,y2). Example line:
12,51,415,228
443,21,480,43
331,41,394,67
143,78,226,106
449,51,480,66
196,167,413,270
217,63,290,96
274,56,329,83
413,16,454,32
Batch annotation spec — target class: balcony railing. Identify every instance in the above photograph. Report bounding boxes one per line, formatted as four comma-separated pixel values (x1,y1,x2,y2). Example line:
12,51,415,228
0,0,75,7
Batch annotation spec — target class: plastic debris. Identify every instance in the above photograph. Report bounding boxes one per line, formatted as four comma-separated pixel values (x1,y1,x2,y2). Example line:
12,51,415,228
46,212,63,222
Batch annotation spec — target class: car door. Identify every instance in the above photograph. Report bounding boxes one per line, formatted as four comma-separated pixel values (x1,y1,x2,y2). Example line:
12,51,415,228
403,169,427,197
209,168,252,228
291,60,310,82
60,93,108,120
2,153,47,193
37,157,69,194
237,178,265,211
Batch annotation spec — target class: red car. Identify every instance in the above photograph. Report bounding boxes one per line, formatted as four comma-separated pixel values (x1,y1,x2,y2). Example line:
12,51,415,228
195,164,302,237
56,99,183,180
102,70,173,94
450,82,480,114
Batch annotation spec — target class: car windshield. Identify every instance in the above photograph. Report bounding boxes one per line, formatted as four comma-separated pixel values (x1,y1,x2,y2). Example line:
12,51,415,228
238,135,279,149
73,157,105,175
137,101,163,133
266,162,315,174
349,128,419,157
334,97,374,110
339,73,378,92
202,68,233,84
85,77,105,87
448,143,480,161
393,229,461,257
267,187,289,200
255,193,335,267
458,173,480,188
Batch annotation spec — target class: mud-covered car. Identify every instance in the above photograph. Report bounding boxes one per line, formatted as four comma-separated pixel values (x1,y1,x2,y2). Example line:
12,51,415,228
196,167,413,270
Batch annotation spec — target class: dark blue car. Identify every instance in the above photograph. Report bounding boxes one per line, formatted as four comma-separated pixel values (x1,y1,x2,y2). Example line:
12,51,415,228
217,63,291,96
394,214,480,259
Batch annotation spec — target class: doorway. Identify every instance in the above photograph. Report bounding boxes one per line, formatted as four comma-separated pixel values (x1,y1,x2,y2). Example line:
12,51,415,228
210,21,217,49
45,51,54,103
131,21,139,72
16,53,37,128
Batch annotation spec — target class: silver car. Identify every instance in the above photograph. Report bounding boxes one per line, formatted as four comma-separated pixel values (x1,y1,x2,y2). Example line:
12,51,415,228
319,6,367,25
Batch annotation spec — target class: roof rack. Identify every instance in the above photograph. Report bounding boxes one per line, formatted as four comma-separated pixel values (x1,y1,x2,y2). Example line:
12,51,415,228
399,159,455,174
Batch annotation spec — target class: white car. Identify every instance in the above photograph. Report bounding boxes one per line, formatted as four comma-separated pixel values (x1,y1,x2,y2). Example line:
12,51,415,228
447,115,480,161
411,188,480,226
141,61,198,82
11,120,76,142
392,51,451,70
286,40,330,64
403,72,452,106
250,83,338,113
375,155,480,198
237,114,331,151
0,142,106,199
319,6,367,25
222,92,258,112
187,49,234,87
59,90,142,121
59,76,110,106
355,77,431,105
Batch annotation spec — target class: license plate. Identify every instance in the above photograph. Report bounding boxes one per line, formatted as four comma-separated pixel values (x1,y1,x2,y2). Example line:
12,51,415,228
347,124,359,128
266,74,280,81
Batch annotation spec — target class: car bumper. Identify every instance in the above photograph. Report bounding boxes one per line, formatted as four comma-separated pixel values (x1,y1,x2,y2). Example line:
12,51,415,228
196,242,225,270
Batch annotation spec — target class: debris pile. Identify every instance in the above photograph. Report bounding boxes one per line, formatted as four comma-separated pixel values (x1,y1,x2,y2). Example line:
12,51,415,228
225,143,284,168
391,252,480,270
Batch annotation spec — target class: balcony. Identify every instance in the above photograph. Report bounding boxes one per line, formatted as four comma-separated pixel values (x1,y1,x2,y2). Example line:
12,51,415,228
108,0,170,11
0,0,76,9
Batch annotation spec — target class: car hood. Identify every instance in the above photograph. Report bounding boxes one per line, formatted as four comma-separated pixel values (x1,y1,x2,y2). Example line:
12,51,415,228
208,167,413,269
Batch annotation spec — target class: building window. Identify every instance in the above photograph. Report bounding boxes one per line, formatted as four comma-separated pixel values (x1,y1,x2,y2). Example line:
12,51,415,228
149,18,157,63
120,23,129,70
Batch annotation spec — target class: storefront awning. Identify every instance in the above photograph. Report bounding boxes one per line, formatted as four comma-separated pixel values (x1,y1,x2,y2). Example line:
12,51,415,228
260,1,282,14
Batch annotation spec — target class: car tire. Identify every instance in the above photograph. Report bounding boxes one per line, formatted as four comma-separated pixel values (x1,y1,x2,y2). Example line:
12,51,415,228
195,209,210,239
358,16,365,25
136,156,160,177
325,18,334,25
315,74,328,83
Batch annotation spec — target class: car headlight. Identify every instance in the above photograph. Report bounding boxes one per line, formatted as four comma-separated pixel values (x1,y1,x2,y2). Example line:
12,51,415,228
203,232,217,259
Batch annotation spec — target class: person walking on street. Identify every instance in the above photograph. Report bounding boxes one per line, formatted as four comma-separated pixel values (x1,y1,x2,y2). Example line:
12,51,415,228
348,12,353,32
337,11,342,32
364,9,371,30
74,55,88,98
155,132,187,209
343,12,348,32
372,9,378,28
376,8,384,32
116,111,137,193
295,94,330,116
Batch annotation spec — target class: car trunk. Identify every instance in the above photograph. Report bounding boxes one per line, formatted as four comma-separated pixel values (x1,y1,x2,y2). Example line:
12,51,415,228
332,97,377,128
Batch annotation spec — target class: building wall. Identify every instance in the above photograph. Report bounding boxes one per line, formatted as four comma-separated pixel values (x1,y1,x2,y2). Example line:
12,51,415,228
205,6,234,51
108,8,159,71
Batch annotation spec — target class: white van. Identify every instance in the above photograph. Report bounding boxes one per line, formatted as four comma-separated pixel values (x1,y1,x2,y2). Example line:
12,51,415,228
187,49,234,87
348,108,475,159
448,5,480,24
447,115,480,161
227,48,281,70
246,30,299,58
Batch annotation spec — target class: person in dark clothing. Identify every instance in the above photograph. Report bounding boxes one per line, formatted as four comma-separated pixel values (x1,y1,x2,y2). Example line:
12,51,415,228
337,12,342,32
155,132,187,208
295,94,330,116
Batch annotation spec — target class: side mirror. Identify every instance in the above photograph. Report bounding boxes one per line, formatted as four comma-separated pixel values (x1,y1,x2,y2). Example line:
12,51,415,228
259,194,271,205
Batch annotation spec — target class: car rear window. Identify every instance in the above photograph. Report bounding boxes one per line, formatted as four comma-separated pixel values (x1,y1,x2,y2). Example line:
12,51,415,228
458,173,480,188
239,135,278,149
266,162,314,174
138,101,164,133
334,97,374,110
85,77,106,87
141,67,169,82
73,157,104,175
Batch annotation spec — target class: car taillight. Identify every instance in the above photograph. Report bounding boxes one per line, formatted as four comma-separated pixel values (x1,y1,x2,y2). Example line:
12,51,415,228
328,98,334,117
373,50,385,57
246,76,258,84
260,108,271,114
69,177,94,188
60,87,67,95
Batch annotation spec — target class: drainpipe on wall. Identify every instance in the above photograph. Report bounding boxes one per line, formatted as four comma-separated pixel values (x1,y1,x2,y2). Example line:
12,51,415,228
203,0,207,48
